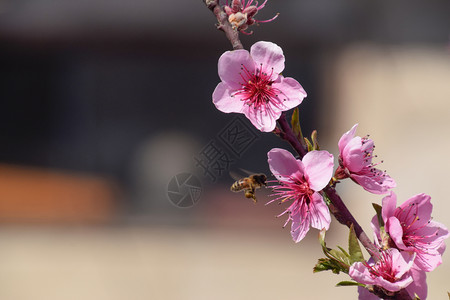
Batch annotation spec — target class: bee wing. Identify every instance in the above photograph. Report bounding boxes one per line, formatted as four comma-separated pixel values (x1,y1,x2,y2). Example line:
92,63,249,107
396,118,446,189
229,170,245,181
238,168,255,176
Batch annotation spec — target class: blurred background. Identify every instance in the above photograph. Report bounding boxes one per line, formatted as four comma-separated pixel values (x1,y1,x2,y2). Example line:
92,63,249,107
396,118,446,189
0,0,449,299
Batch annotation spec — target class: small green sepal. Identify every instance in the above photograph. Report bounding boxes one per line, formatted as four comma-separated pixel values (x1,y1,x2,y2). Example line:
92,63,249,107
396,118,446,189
311,130,320,150
291,107,303,143
372,203,384,228
336,281,365,287
304,137,313,152
372,203,392,249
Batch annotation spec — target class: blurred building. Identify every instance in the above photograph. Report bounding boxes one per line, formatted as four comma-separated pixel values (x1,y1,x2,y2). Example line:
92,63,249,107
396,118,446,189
0,0,449,299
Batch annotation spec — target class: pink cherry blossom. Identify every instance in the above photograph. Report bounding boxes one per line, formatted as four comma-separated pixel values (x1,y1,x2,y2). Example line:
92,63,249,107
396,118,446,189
213,41,307,132
267,148,333,242
356,264,427,300
372,192,449,272
336,124,396,194
223,0,278,34
349,249,415,295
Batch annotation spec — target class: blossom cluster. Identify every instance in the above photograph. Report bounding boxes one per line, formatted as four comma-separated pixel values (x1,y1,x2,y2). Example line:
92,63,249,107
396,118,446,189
211,39,448,299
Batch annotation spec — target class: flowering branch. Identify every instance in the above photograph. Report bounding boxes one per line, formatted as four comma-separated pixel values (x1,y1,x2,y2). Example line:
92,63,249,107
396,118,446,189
202,0,244,50
277,114,414,300
277,112,381,260
203,3,447,299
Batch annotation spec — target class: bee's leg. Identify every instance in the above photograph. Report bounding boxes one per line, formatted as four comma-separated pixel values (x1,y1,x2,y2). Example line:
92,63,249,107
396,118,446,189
243,188,256,203
250,187,257,204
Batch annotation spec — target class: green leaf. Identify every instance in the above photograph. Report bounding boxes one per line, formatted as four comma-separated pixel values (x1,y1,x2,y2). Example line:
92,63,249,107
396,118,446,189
336,281,365,287
337,246,350,258
291,107,303,141
372,203,384,229
311,130,320,150
330,248,351,266
316,229,351,274
314,258,346,274
348,224,365,263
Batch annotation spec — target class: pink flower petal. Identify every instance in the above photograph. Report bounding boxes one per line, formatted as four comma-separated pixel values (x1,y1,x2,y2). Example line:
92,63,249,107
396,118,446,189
412,222,448,271
414,246,443,272
338,123,358,154
267,148,304,182
370,214,382,243
438,238,447,256
381,192,397,224
433,221,450,245
271,76,307,110
302,150,334,191
385,216,407,250
416,222,448,251
397,193,432,231
212,82,246,113
393,251,415,279
373,275,413,292
308,192,331,231
290,215,311,243
349,262,375,285
342,137,366,173
406,266,427,300
250,41,285,77
357,286,380,300
218,49,255,90
351,173,396,194
243,104,280,132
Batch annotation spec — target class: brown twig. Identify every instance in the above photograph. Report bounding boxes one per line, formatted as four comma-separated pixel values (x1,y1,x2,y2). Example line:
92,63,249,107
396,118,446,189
202,0,244,50
323,186,380,258
276,113,307,157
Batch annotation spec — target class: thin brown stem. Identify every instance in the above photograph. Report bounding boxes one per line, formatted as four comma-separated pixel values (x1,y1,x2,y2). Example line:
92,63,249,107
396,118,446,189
276,113,307,157
202,0,244,50
323,186,380,258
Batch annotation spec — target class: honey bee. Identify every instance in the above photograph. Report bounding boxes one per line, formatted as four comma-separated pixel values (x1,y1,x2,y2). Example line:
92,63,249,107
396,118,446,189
230,170,267,203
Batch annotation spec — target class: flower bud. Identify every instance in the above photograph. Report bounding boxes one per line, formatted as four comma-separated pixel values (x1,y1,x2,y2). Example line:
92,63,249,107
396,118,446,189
228,12,248,30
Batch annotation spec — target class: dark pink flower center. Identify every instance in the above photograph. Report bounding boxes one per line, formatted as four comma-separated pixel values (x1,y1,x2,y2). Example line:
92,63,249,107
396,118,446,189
234,63,286,111
395,202,438,254
268,175,315,227
364,251,398,283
